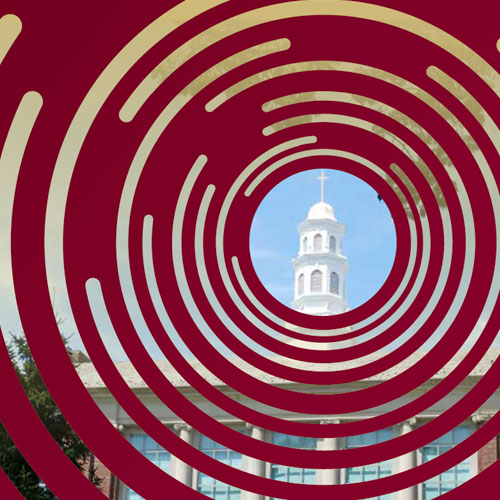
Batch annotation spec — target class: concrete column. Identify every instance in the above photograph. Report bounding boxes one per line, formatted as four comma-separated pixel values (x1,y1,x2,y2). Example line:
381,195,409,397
106,423,125,500
398,418,417,500
245,424,265,500
318,419,340,485
173,423,194,487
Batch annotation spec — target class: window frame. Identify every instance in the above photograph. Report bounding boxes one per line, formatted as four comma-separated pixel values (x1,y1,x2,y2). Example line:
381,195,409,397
118,420,480,500
267,431,318,499
121,428,175,500
302,236,308,253
342,428,394,500
193,427,246,500
313,233,323,252
297,273,305,296
416,422,477,500
329,235,336,253
330,271,340,295
311,270,323,293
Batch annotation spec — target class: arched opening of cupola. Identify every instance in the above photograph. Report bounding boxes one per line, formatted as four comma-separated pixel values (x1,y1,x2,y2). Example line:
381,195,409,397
329,236,336,253
297,274,305,295
330,272,340,295
313,234,322,252
311,270,323,292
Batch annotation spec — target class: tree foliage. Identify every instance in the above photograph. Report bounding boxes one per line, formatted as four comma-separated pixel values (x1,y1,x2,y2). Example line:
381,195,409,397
0,334,100,499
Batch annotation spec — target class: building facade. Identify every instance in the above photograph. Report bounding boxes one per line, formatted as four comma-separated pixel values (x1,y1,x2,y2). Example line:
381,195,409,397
79,351,500,500
79,178,500,499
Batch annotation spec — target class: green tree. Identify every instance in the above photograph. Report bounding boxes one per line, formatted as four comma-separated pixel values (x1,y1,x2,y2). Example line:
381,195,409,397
0,334,100,499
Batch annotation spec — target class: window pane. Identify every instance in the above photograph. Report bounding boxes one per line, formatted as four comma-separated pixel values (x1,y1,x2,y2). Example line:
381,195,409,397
330,272,339,294
303,470,316,484
125,491,143,500
423,485,440,500
130,434,144,449
345,429,393,499
298,274,304,295
197,430,244,499
270,432,317,487
125,433,172,500
346,468,363,483
311,270,322,292
329,236,336,253
314,234,322,251
422,426,472,499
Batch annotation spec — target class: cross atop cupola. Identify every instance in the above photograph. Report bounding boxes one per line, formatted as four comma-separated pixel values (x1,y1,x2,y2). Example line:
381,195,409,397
316,169,329,203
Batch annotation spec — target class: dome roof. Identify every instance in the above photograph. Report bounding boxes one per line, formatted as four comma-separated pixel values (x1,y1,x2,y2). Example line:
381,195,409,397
307,201,335,221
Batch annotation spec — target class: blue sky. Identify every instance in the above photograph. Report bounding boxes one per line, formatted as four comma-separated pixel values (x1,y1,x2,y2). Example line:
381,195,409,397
250,169,397,311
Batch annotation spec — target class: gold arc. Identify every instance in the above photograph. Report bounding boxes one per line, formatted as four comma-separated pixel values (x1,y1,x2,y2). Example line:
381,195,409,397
0,14,22,66
123,1,500,120
47,0,500,365
0,92,42,341
121,38,291,122
426,66,500,349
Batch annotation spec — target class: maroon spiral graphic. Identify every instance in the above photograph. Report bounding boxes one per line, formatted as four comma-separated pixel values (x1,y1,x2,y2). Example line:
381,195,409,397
1,1,500,499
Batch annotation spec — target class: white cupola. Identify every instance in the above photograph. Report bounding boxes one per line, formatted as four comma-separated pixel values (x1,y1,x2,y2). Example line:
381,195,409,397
292,170,349,316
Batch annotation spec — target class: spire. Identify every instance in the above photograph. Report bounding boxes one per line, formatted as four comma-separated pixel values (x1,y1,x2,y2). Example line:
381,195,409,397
316,170,329,203
291,171,348,316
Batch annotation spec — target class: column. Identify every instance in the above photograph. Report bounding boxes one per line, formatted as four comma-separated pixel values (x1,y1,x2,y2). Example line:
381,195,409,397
245,423,265,500
174,423,194,487
107,423,125,500
318,419,340,485
398,418,417,500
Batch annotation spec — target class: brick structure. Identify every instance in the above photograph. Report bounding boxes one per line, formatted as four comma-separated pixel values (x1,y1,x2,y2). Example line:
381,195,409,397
472,414,498,473
478,436,499,472
82,453,118,499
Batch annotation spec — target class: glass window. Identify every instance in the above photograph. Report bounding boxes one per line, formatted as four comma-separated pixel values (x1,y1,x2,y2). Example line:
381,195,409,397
422,426,472,499
330,272,340,295
125,433,172,500
330,236,336,253
311,270,322,292
197,433,243,500
345,429,393,500
271,433,317,488
314,234,322,252
298,274,305,296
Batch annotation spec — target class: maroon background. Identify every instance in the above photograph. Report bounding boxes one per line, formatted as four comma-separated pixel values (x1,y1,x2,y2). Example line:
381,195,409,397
0,0,499,498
